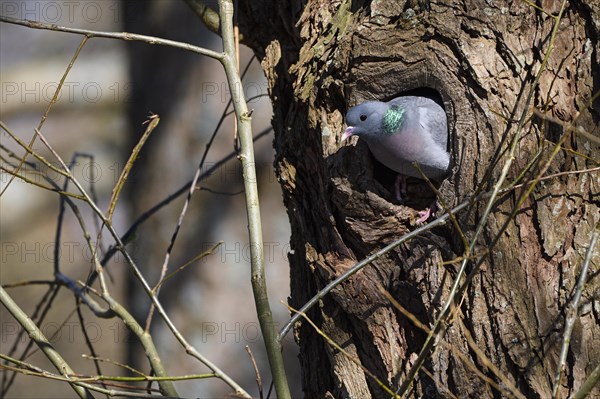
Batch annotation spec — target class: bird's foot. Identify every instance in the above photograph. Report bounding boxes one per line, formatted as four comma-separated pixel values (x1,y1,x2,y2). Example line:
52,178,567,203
416,208,432,224
415,201,439,224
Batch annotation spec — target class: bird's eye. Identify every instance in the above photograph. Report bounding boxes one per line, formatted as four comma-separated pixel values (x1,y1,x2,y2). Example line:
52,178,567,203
359,114,367,121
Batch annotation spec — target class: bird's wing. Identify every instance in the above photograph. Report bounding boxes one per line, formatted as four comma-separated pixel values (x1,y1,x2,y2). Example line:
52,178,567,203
415,98,448,148
388,96,448,147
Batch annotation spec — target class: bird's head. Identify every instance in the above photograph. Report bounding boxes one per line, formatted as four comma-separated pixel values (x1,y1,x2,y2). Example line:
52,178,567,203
343,101,399,141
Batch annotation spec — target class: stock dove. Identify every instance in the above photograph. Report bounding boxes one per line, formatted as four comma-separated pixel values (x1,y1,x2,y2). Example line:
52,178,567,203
343,96,450,223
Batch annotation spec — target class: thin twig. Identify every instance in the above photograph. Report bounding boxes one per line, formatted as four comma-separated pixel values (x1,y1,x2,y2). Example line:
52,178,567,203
82,355,146,377
108,114,160,221
245,346,264,399
153,242,223,291
533,108,600,144
0,362,176,399
76,304,109,397
521,0,554,16
199,187,244,195
0,164,84,199
381,289,526,399
0,122,70,178
1,280,58,289
78,152,106,260
0,35,88,196
552,225,599,398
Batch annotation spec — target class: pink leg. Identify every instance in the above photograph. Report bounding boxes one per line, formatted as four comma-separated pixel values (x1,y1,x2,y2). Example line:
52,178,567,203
394,174,407,202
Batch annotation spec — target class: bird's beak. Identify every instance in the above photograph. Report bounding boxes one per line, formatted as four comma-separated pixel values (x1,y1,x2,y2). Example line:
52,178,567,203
342,126,354,141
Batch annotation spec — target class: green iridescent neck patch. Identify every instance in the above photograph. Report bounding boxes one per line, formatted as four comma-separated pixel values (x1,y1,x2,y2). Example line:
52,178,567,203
381,105,405,135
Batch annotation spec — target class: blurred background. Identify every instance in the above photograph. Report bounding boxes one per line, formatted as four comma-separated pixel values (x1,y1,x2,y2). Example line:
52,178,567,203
0,1,300,397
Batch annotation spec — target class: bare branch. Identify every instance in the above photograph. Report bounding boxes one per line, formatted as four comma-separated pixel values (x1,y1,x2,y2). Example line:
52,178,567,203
0,286,94,399
552,224,599,398
0,15,224,60
218,0,291,397
108,114,160,221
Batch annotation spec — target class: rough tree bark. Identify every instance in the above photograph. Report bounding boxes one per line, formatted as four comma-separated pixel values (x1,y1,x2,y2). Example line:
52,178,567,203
238,1,599,398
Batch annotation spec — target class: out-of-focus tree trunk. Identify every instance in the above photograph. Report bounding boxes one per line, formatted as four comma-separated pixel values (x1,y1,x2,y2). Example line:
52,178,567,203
238,1,600,397
123,0,208,370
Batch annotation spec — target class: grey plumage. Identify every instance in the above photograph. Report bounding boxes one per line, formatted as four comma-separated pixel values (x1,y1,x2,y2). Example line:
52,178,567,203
343,96,450,180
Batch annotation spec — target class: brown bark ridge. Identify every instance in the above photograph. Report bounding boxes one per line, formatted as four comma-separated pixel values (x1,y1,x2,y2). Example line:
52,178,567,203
238,1,599,398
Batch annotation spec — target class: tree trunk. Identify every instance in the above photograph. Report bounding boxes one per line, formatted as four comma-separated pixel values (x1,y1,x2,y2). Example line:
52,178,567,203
239,1,599,397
